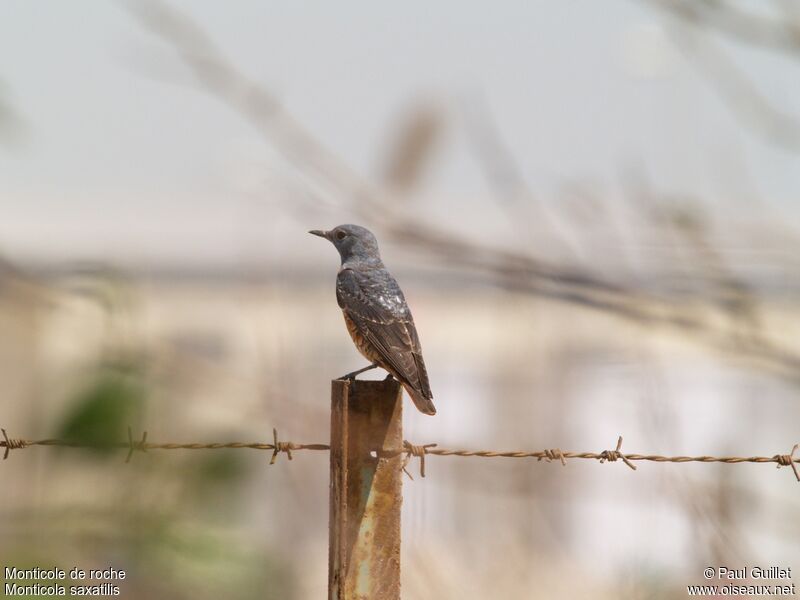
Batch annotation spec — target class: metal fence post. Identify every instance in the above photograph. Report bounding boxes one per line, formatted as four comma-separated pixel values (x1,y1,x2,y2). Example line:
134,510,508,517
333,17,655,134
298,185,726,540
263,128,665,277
329,378,403,600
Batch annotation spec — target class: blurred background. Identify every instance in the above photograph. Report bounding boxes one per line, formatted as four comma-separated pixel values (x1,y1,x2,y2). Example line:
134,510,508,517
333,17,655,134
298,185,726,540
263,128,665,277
2,1,800,598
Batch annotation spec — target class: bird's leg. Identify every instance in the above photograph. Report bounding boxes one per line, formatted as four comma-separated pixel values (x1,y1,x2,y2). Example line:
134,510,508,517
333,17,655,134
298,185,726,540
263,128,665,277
340,362,379,381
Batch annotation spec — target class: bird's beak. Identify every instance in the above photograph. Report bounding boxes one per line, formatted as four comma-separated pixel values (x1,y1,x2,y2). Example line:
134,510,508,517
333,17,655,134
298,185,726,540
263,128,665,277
308,229,330,240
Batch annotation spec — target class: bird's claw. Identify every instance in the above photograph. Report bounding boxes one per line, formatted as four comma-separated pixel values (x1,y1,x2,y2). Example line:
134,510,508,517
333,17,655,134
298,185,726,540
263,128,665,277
339,363,379,381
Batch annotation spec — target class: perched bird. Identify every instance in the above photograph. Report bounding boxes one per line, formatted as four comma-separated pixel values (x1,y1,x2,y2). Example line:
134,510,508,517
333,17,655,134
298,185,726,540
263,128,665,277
309,224,436,415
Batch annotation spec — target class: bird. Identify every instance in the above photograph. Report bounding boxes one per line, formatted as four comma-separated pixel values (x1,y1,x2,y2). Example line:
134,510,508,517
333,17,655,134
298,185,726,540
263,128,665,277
309,224,436,415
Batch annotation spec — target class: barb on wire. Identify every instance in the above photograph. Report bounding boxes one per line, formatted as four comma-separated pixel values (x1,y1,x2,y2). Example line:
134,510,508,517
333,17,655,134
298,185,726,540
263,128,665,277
774,444,800,482
402,441,438,479
270,427,294,465
599,436,636,470
538,447,566,466
1,427,798,482
126,427,148,463
1,428,27,460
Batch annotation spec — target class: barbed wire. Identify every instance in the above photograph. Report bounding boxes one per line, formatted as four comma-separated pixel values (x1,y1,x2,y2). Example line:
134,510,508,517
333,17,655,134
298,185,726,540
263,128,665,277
2,429,798,482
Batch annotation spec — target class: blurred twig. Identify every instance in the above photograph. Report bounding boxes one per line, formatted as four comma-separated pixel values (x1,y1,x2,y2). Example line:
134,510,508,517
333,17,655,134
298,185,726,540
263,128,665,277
381,103,443,193
647,0,800,151
665,22,800,150
125,0,378,214
646,0,800,56
461,95,583,263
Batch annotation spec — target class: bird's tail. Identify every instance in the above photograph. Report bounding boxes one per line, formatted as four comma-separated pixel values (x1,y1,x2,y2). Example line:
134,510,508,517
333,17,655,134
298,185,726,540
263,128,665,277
405,385,436,416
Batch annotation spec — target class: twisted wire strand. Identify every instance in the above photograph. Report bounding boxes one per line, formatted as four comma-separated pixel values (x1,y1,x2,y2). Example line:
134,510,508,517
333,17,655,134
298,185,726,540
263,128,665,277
1,429,798,481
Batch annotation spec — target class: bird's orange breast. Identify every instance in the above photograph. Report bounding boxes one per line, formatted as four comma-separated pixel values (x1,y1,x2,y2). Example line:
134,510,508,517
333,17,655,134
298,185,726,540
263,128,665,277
342,311,383,365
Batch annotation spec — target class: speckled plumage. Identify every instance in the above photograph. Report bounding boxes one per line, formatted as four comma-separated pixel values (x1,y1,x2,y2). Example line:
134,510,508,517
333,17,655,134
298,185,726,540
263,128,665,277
310,224,436,415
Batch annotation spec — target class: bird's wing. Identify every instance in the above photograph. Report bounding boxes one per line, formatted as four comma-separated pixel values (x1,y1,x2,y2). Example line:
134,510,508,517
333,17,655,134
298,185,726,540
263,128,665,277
336,268,432,399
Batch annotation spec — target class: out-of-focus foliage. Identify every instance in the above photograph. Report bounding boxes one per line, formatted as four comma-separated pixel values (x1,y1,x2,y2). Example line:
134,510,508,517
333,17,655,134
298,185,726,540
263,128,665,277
56,364,146,453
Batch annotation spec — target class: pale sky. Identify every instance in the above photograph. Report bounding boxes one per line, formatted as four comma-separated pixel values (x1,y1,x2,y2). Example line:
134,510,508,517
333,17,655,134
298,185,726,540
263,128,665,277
1,0,799,269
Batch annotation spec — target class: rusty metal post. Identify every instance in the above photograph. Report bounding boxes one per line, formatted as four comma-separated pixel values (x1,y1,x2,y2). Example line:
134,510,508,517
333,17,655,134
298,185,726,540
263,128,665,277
329,378,403,600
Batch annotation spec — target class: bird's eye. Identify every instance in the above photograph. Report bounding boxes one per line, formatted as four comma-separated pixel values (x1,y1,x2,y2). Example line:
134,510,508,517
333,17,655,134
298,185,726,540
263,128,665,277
335,230,347,240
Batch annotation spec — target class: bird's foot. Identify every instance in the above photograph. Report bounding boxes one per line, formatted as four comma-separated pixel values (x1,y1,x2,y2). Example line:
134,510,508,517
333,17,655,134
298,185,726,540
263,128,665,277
383,373,395,382
339,363,379,381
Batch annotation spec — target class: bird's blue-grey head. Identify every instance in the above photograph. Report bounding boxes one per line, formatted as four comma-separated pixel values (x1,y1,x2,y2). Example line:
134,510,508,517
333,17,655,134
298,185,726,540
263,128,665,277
309,224,383,266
